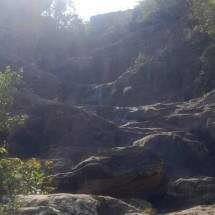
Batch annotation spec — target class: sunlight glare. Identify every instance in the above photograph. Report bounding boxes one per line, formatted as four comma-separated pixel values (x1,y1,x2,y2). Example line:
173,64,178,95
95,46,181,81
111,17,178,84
73,0,138,20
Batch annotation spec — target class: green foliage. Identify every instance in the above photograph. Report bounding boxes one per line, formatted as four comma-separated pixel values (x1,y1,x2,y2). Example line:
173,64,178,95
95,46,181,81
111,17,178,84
191,0,215,36
0,66,22,107
0,67,53,214
0,148,53,214
0,67,26,137
0,67,54,214
0,156,52,196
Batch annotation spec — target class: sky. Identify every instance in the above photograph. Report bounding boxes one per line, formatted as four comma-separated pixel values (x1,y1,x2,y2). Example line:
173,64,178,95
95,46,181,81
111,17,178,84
73,0,138,21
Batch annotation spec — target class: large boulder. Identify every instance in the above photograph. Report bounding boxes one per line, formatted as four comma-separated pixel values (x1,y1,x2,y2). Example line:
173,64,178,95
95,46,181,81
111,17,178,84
53,146,165,200
17,193,151,215
133,132,215,179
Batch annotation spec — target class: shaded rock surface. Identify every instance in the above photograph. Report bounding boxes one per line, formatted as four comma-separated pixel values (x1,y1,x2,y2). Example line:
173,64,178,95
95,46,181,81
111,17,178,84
65,56,195,107
9,102,137,168
133,132,214,179
164,177,215,209
53,147,165,199
17,194,152,215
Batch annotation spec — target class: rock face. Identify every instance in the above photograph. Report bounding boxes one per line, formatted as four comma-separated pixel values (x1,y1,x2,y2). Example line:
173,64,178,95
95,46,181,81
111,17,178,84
53,146,165,199
75,61,192,106
83,90,215,180
17,194,150,215
165,177,215,209
133,132,214,179
8,102,136,168
8,89,215,213
78,71,165,106
88,89,215,135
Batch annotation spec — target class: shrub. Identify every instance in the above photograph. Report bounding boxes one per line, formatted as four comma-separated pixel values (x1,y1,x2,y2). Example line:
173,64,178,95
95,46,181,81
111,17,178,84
0,147,53,214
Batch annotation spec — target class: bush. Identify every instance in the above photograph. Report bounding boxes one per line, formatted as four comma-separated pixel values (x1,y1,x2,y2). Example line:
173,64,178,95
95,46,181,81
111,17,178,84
0,147,53,214
0,67,53,214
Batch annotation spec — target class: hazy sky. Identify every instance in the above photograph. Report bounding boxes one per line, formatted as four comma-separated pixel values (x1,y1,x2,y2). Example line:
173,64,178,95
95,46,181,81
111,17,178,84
73,0,138,20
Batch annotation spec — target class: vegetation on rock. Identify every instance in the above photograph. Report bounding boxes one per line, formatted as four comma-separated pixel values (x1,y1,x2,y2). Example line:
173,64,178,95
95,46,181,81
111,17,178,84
0,68,53,214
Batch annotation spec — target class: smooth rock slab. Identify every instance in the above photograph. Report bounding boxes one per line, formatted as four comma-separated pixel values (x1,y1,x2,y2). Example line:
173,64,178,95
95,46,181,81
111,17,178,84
53,147,165,199
17,193,149,215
